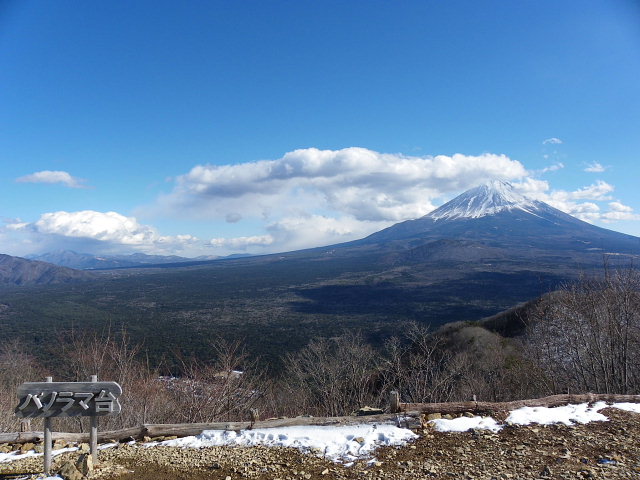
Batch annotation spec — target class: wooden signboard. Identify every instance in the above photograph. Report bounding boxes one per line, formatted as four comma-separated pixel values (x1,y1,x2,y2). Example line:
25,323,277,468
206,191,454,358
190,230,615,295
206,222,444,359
15,376,121,475
15,381,122,418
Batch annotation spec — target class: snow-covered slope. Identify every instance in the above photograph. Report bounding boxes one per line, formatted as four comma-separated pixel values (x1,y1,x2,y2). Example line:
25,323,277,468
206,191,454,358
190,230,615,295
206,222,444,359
426,180,542,220
360,179,640,254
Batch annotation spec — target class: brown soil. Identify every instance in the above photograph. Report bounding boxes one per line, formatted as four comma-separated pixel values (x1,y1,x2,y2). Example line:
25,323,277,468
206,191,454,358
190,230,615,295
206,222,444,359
1,408,639,480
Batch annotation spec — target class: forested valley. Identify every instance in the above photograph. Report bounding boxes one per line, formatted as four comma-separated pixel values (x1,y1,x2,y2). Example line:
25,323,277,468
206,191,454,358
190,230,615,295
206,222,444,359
2,267,638,434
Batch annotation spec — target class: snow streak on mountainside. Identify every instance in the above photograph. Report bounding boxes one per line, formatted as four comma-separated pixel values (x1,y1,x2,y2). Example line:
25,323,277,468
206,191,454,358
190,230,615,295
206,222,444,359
426,180,541,220
360,179,640,251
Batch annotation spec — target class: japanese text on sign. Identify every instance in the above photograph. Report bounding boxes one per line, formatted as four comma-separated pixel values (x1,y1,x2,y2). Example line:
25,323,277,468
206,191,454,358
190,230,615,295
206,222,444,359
15,382,122,418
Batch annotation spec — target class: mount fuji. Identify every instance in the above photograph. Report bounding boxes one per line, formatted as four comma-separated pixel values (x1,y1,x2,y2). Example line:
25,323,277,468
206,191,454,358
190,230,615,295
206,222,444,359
357,180,640,258
254,180,640,327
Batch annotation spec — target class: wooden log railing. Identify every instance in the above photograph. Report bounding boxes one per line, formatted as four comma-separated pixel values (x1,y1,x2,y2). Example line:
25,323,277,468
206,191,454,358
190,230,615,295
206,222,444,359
2,393,639,445
0,412,422,445
393,393,640,414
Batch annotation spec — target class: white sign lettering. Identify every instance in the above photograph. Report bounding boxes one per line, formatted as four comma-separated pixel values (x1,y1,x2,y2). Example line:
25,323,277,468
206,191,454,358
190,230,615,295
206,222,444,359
15,382,122,418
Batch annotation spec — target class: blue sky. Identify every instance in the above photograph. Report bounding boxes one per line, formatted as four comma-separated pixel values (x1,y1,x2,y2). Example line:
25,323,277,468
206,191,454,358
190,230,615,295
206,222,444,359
1,0,639,257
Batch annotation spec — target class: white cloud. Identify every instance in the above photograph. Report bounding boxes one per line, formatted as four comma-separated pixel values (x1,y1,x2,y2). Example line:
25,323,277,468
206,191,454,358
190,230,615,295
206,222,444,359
539,162,564,174
5,220,29,231
524,180,613,203
208,214,392,254
9,210,197,254
601,202,640,222
513,180,640,224
266,214,389,253
542,138,563,145
34,211,158,244
143,147,531,253
568,180,614,200
16,170,87,188
159,147,528,223
513,180,622,222
602,212,640,222
511,177,550,196
584,162,606,173
608,201,633,213
209,235,274,250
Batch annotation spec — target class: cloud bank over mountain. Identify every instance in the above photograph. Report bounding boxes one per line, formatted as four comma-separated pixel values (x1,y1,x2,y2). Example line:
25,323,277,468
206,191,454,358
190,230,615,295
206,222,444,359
2,148,637,256
162,148,528,222
5,211,197,255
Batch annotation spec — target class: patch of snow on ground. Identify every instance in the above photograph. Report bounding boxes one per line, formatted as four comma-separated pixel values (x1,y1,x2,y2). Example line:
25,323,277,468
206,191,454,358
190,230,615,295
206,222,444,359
12,477,63,480
98,442,120,450
156,424,418,463
0,446,78,464
506,402,609,426
0,451,38,464
611,402,640,413
429,402,640,433
430,416,502,432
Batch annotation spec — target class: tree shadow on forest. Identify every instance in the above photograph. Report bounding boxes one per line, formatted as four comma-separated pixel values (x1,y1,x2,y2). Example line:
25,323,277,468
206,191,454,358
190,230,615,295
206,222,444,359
289,271,566,323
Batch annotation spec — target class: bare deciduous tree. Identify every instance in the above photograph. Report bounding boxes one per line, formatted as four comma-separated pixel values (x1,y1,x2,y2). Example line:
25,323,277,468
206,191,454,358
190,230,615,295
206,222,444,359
282,333,378,417
526,267,640,394
0,339,43,432
169,338,265,423
379,323,461,404
56,328,174,430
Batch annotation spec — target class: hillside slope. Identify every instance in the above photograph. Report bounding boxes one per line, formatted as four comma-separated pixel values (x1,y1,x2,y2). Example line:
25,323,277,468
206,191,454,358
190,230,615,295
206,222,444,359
0,254,92,287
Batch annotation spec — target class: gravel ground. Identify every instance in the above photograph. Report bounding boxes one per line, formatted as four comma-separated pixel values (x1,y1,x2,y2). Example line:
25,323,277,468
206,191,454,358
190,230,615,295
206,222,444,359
1,408,639,480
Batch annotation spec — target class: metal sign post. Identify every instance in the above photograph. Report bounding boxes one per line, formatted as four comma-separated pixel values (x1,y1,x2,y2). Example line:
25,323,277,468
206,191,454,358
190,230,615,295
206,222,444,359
15,376,122,475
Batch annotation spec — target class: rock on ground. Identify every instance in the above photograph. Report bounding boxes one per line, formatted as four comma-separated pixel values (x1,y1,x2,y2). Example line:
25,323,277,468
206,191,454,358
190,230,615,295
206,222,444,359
1,408,639,479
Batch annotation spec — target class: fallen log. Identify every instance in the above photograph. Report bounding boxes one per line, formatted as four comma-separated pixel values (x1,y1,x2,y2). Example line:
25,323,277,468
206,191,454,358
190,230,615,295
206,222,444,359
399,393,640,414
143,413,421,438
0,413,421,445
0,426,144,445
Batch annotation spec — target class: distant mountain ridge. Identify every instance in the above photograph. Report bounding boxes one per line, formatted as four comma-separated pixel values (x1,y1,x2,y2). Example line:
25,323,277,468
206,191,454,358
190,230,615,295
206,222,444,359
26,251,196,270
25,251,248,270
0,254,92,287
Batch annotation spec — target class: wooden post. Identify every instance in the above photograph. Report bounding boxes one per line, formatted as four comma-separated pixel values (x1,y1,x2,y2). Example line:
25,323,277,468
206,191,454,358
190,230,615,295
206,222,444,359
90,375,98,465
389,391,400,414
249,408,259,422
43,376,53,475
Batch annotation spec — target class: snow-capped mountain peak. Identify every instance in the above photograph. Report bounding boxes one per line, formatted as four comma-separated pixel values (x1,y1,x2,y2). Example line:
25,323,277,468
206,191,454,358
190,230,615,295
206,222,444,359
426,180,540,221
